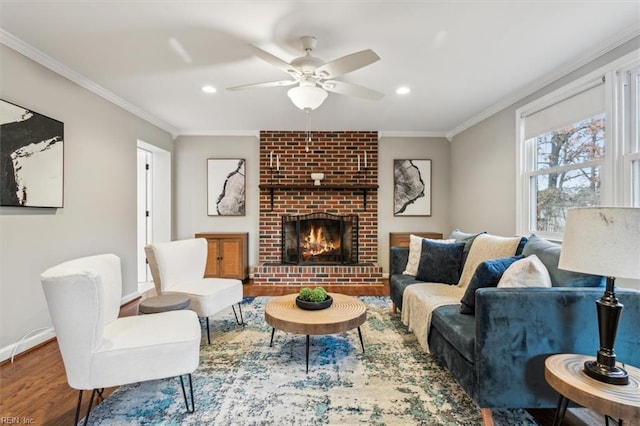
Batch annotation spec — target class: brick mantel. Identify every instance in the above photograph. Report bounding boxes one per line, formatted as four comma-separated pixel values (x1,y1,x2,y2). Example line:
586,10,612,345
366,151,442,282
255,130,381,286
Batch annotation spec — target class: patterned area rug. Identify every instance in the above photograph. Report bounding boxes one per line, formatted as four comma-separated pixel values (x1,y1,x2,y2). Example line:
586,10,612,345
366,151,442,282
86,297,538,425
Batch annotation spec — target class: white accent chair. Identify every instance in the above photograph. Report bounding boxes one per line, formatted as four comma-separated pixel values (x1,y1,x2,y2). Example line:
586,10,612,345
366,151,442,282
145,238,244,344
40,253,200,426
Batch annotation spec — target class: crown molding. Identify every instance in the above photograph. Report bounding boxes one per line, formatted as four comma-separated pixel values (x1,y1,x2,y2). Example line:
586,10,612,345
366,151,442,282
378,131,448,139
0,29,178,137
446,25,640,140
178,130,448,139
176,130,261,138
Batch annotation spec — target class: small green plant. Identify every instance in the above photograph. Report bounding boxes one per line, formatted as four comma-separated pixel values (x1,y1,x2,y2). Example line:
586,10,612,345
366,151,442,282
298,286,328,302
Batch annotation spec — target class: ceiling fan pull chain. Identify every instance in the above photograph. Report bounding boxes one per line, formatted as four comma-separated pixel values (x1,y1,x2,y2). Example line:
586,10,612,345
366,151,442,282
305,109,312,152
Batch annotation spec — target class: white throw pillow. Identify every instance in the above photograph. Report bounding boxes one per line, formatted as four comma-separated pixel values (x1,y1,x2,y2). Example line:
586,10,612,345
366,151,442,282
497,255,552,288
403,234,455,276
457,234,524,289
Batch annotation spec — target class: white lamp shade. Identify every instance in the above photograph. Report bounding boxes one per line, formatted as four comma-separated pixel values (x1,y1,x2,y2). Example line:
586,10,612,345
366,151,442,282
559,207,640,279
287,86,328,111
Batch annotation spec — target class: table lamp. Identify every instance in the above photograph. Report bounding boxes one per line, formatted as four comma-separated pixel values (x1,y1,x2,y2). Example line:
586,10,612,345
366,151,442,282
558,207,640,385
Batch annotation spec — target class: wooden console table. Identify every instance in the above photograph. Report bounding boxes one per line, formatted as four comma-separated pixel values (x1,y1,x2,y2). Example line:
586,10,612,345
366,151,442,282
545,353,640,425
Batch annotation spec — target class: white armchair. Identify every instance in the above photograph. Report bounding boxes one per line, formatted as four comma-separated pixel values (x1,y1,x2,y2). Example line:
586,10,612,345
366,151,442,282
40,254,201,426
145,238,244,344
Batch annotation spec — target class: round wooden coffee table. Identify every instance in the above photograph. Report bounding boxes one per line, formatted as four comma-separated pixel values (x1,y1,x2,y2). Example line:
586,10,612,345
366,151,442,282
545,353,640,425
264,293,367,373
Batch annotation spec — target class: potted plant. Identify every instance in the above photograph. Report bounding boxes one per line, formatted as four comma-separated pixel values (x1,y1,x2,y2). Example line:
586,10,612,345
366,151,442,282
296,287,333,310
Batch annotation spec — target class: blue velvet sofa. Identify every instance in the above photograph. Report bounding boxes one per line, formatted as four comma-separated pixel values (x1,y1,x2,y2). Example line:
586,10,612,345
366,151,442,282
390,234,640,420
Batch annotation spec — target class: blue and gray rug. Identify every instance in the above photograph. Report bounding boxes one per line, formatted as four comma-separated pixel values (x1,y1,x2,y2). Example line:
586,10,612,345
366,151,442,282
85,296,538,425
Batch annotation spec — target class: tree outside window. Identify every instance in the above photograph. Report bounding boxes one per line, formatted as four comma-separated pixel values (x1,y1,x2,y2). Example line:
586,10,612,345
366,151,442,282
530,113,605,233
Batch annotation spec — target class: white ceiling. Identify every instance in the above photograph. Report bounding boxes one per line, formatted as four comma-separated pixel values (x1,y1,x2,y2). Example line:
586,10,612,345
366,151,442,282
1,1,639,137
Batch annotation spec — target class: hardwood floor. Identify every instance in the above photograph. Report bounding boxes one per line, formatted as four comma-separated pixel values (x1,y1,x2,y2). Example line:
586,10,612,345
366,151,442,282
0,282,605,425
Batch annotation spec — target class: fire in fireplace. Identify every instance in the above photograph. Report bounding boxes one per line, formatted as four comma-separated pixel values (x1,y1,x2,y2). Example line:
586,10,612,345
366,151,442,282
282,212,358,265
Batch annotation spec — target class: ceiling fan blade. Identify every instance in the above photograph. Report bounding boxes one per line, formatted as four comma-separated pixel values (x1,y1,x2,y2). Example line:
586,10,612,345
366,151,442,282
322,80,384,100
227,80,298,91
249,45,300,77
314,49,380,79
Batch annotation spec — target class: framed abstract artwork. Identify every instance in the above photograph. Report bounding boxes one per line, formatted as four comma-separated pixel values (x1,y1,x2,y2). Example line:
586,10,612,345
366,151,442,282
394,159,431,216
207,158,246,216
0,99,64,208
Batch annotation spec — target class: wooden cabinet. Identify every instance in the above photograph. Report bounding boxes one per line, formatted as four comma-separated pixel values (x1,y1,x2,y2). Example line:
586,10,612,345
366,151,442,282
195,233,248,281
389,232,443,248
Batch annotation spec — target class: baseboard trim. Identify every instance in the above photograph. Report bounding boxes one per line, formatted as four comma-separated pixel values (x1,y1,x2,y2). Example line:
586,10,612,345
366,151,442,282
0,328,56,363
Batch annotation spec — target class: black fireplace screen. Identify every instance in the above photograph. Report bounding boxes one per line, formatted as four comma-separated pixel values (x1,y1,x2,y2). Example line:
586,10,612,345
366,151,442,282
281,212,358,265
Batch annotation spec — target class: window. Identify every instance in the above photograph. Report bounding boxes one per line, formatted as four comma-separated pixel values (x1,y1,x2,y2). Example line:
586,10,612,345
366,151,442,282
516,49,640,238
632,154,640,206
531,111,605,234
625,68,640,207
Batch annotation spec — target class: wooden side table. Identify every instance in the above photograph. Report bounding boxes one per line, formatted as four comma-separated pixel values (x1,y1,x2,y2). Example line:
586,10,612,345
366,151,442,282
545,353,640,425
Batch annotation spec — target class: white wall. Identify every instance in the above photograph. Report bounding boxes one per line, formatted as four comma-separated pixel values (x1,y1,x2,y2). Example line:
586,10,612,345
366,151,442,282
377,136,452,272
450,108,517,236
450,36,640,289
174,135,260,266
0,45,174,360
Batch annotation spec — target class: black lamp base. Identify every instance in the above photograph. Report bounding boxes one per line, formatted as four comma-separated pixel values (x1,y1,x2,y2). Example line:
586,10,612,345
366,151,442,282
584,360,629,385
584,276,628,386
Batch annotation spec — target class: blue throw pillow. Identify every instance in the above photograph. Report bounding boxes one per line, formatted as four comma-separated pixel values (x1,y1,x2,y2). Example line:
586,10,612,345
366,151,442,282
515,236,528,256
522,234,604,287
460,255,524,315
415,239,465,285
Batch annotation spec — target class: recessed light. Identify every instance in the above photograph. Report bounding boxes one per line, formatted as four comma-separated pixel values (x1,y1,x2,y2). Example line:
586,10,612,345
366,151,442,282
202,85,217,94
396,86,410,95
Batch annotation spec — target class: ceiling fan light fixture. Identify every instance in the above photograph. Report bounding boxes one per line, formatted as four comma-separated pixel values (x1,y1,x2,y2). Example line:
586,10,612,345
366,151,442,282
287,86,328,110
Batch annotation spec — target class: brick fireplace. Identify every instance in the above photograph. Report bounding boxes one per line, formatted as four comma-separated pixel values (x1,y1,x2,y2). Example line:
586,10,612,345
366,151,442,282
253,130,382,286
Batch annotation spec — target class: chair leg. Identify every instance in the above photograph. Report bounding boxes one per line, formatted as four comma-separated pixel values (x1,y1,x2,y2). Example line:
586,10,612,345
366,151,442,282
179,374,195,413
206,317,211,344
82,389,98,426
74,390,83,426
232,303,244,326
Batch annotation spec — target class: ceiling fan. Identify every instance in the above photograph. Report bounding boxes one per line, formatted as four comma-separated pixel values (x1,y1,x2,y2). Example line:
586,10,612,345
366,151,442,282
227,36,383,111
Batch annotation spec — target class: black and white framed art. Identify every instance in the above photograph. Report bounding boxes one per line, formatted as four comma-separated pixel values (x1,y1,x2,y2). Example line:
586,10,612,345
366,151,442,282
207,158,246,216
0,99,64,208
393,159,431,216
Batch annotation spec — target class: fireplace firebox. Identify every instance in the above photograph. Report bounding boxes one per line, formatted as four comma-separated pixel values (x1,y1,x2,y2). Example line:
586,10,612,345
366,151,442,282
281,212,358,265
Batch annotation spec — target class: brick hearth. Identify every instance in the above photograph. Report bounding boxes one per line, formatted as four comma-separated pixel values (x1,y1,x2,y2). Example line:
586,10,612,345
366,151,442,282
255,130,383,286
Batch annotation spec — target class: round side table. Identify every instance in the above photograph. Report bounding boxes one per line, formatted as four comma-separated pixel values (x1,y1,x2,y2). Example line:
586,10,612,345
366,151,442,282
138,293,191,314
545,353,640,425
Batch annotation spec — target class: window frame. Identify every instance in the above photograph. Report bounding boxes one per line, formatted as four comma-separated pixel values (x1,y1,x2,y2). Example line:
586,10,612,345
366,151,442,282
516,49,640,239
621,65,640,207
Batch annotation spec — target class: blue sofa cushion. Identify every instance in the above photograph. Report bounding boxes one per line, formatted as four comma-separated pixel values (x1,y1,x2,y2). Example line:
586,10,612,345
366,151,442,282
431,304,477,364
522,234,604,287
416,239,465,284
389,273,423,311
459,255,523,314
